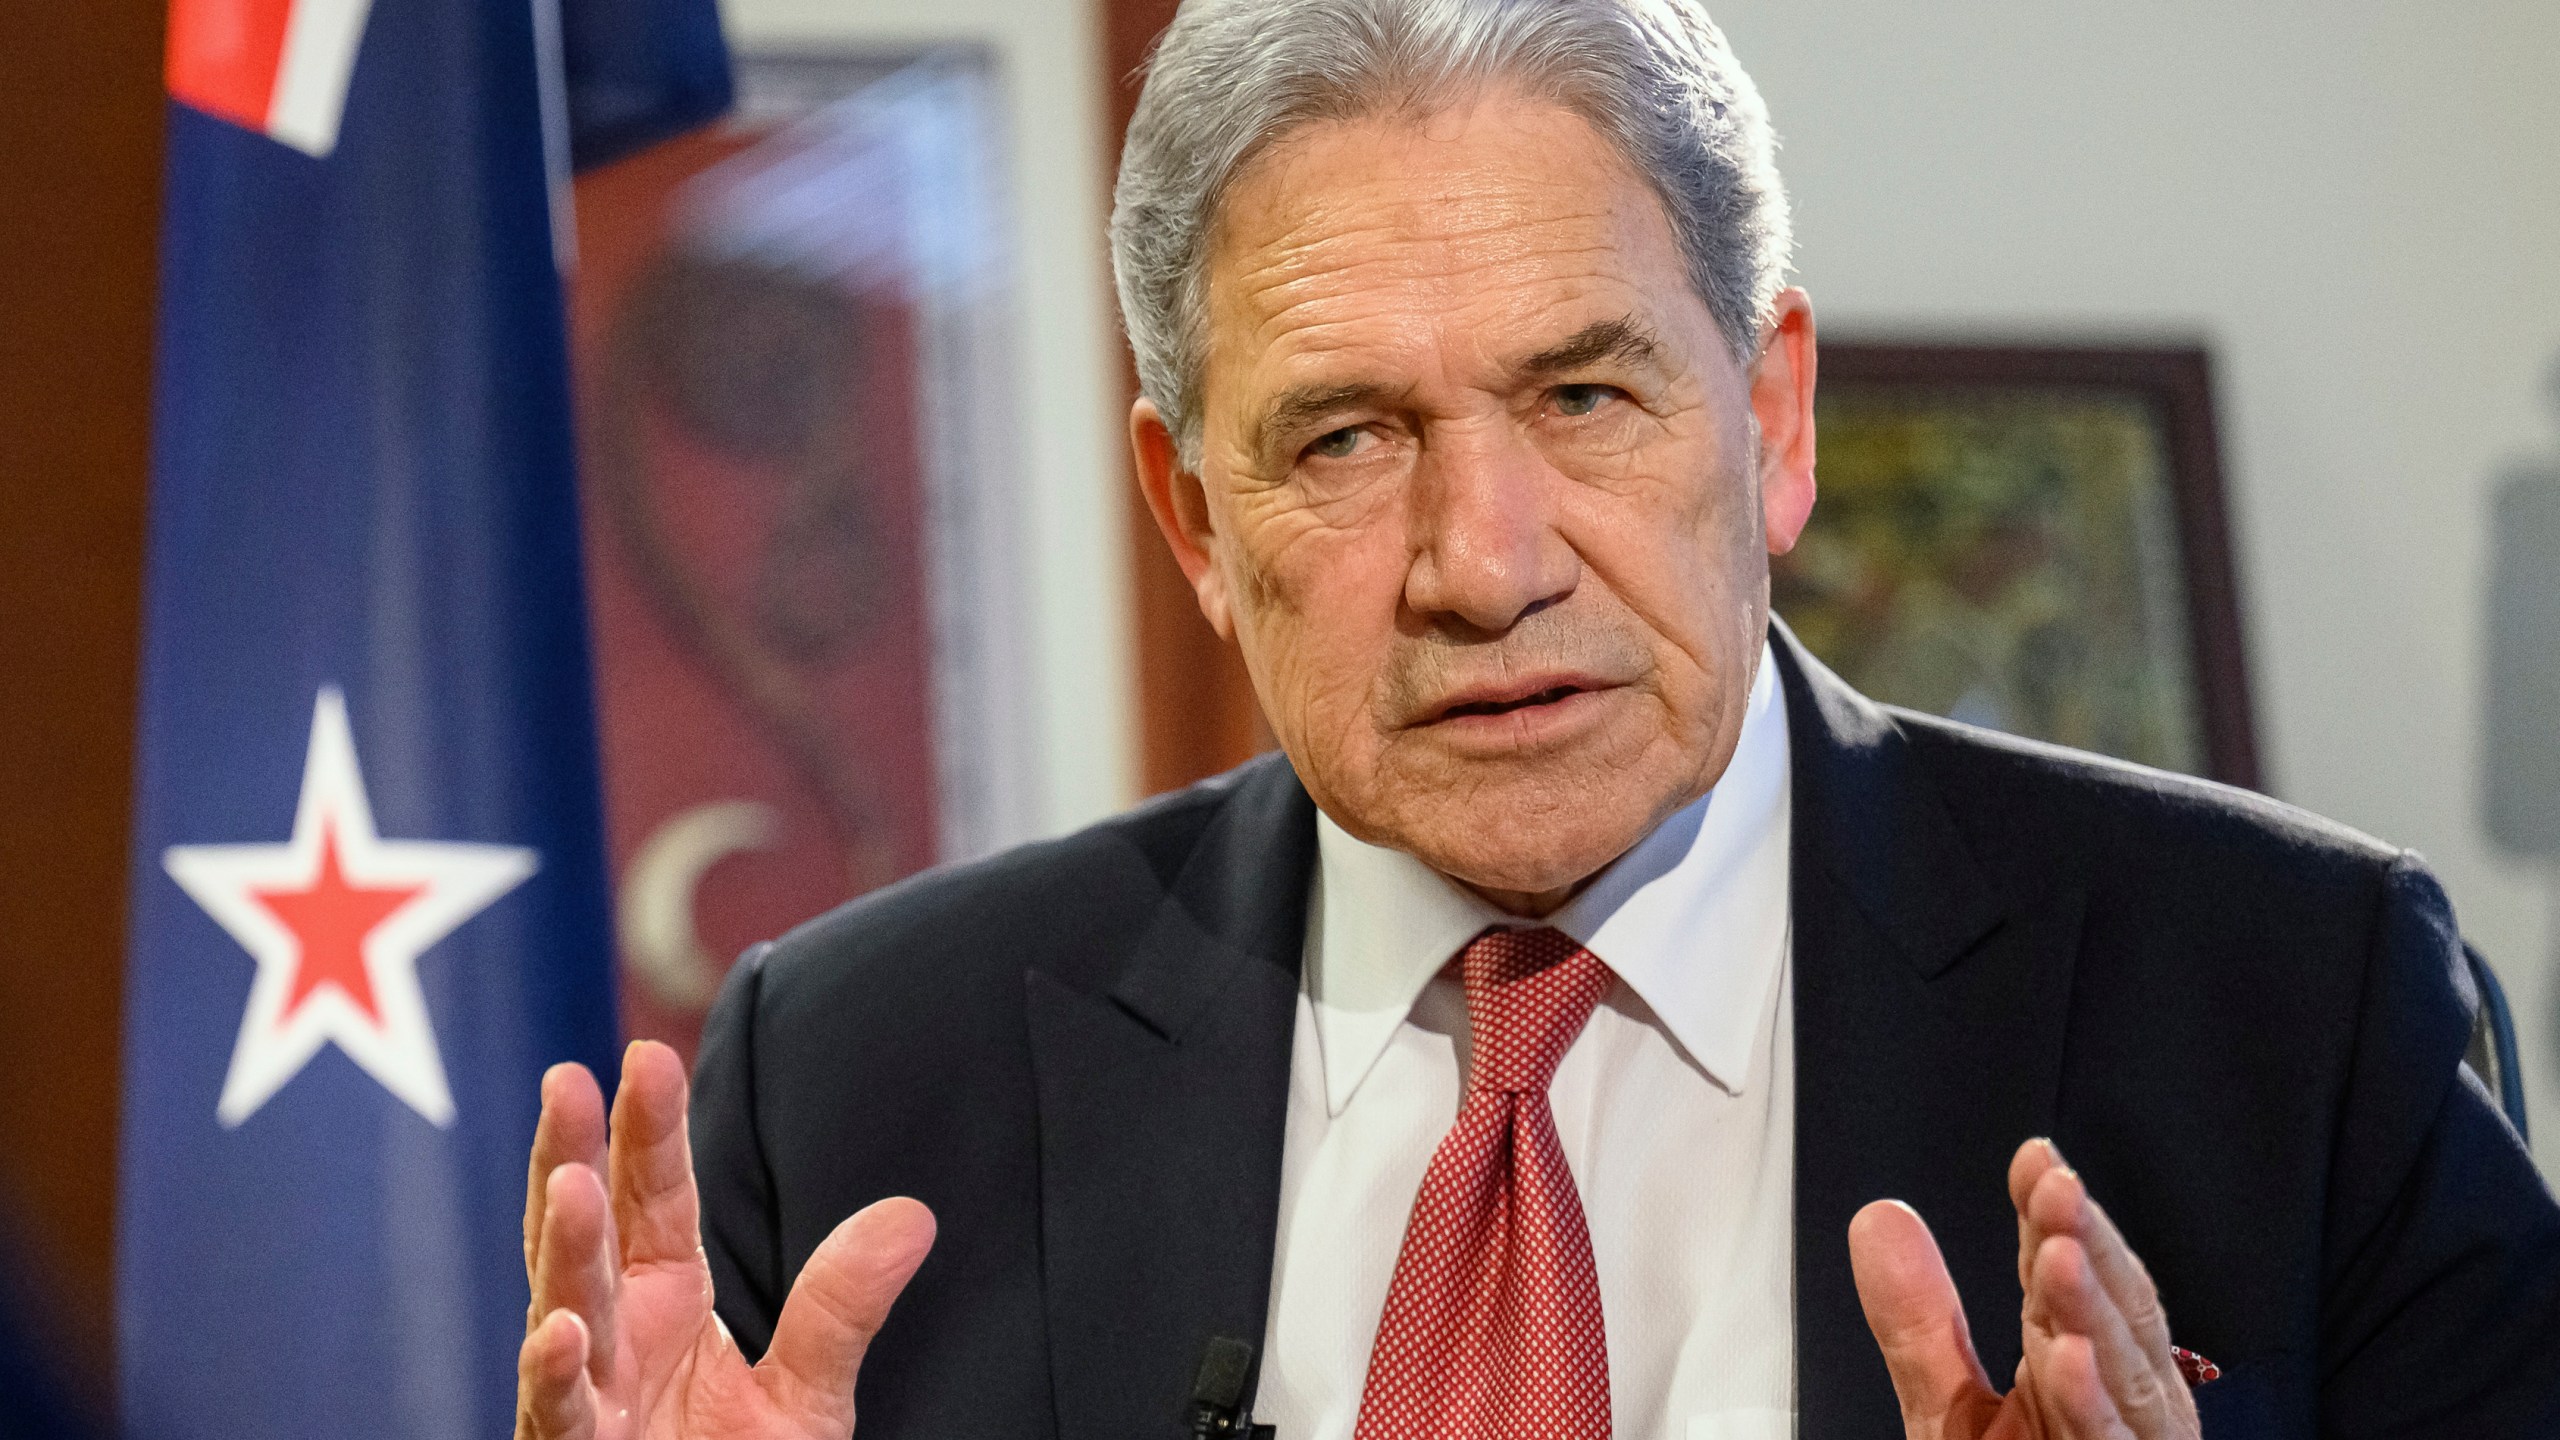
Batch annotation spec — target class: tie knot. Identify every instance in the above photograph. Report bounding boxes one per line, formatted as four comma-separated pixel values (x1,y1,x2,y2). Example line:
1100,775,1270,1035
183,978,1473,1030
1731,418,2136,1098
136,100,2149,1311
1457,926,1613,1094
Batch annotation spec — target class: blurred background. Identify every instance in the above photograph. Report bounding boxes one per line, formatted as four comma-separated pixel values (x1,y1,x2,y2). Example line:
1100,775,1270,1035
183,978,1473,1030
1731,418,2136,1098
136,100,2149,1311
2,0,2555,1424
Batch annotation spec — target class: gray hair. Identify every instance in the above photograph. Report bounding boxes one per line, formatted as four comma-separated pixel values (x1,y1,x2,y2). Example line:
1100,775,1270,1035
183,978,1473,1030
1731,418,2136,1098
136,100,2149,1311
1110,0,1793,465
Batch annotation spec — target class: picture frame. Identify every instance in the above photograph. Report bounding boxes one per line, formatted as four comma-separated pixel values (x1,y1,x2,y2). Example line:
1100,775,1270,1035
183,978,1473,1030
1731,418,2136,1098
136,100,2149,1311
1775,343,2259,787
569,50,1042,1050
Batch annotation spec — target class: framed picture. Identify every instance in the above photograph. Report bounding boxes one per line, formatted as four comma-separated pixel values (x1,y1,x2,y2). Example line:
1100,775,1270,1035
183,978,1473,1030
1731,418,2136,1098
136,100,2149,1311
569,51,1042,1052
1773,344,2258,786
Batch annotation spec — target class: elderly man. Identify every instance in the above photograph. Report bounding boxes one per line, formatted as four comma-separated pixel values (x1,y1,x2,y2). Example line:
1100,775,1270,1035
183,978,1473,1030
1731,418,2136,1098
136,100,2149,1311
514,1,2560,1437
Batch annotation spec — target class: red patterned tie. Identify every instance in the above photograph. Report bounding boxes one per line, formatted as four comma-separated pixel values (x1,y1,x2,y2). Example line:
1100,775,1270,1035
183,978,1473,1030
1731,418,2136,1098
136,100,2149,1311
1353,926,1615,1440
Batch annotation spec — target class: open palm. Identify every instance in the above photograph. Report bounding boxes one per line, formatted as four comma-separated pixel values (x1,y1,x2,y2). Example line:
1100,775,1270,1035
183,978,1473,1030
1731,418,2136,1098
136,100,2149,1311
1848,1142,2201,1440
514,1042,936,1440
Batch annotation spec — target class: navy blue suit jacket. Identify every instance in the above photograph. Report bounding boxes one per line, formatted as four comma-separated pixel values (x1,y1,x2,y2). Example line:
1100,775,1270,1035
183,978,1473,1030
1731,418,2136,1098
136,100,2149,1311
692,629,2560,1438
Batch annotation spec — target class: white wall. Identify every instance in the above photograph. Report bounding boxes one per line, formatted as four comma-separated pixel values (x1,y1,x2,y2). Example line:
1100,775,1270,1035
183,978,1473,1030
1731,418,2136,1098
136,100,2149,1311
718,0,1135,840
1708,0,2560,1168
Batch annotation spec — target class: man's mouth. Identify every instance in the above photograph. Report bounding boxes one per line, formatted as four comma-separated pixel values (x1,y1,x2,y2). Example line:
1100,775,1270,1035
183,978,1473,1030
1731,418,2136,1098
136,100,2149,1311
1425,677,1611,724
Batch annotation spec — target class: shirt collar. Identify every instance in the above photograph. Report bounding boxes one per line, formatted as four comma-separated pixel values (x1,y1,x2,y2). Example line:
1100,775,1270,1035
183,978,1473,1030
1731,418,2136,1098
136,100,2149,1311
1302,642,1793,1116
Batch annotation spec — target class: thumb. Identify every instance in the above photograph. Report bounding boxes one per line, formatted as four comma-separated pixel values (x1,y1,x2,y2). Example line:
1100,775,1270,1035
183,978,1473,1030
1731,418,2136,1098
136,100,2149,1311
1849,1200,2000,1438
756,1196,937,1436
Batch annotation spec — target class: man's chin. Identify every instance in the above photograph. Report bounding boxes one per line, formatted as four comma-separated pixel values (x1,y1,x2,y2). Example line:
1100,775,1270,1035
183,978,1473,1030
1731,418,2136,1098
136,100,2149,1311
1366,771,1675,910
1311,702,1707,902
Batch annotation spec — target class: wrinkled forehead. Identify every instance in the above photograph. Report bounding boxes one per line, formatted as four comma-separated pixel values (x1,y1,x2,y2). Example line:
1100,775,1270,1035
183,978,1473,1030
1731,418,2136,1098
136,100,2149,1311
1196,99,1699,401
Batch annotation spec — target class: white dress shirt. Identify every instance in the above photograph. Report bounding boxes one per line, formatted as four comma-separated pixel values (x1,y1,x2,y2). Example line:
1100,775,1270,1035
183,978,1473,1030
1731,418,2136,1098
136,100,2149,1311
1256,644,1797,1440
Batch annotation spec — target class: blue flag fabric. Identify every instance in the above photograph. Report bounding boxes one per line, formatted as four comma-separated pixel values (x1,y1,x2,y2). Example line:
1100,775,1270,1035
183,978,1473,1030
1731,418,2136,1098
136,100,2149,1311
562,0,736,171
121,0,727,1436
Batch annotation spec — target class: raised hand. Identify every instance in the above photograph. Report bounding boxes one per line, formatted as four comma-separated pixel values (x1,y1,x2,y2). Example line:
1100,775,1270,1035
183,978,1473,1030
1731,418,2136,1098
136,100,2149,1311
1848,1139,2201,1440
515,1041,937,1440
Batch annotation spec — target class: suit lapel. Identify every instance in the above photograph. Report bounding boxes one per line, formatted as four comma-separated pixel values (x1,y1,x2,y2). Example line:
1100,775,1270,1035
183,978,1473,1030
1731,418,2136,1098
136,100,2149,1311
1025,757,1315,1440
1774,628,2087,1440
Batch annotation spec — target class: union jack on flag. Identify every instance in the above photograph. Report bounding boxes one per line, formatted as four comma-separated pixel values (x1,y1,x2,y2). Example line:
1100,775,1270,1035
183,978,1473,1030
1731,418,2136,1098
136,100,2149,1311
166,0,375,156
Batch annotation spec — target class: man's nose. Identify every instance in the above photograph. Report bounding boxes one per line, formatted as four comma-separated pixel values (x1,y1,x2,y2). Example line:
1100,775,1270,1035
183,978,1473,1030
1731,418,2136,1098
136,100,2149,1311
1402,428,1579,634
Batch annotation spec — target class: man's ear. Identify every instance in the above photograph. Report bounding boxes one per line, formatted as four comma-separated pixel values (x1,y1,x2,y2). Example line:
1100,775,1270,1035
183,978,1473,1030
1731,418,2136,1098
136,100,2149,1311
1130,397,1237,640
1749,287,1818,557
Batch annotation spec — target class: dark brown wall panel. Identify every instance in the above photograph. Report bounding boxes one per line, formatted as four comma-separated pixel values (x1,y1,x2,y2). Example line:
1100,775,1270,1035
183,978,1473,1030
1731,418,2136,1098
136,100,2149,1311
1104,0,1272,795
0,0,164,1375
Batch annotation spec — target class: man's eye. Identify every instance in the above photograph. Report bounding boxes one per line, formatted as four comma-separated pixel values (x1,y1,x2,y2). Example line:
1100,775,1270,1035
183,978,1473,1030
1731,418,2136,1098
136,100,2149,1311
1553,384,1618,417
1308,426,1366,459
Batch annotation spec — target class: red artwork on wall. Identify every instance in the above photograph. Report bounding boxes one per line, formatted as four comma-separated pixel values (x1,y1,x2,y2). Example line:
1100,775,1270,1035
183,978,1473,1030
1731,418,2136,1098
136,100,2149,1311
566,58,1022,1059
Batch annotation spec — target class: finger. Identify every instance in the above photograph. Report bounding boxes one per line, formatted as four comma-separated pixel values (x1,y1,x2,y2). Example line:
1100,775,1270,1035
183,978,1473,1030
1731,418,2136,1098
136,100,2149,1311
1847,1200,2002,1434
525,1064,608,1306
2026,1165,2177,1360
2009,1137,2066,1298
2034,1331,2138,1440
2031,1234,2192,1437
758,1197,938,1437
517,1307,599,1440
533,1163,621,1387
608,1040,702,1269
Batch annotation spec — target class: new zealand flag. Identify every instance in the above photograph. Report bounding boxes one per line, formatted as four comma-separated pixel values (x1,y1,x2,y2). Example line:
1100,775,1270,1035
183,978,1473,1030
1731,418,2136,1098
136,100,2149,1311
122,1,728,1435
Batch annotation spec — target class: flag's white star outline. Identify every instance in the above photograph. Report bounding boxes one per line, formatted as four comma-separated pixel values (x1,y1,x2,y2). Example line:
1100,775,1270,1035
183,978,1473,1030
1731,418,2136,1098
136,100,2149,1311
162,687,538,1128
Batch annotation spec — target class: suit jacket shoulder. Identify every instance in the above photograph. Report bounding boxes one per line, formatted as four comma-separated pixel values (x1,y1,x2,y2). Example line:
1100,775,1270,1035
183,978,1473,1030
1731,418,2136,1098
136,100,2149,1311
1892,706,2415,1065
758,761,1258,1007
1898,703,2396,894
690,755,1313,1439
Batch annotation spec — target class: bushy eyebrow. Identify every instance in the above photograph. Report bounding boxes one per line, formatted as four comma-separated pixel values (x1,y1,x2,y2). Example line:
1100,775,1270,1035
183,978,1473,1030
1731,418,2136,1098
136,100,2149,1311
1244,316,1665,460
1250,380,1402,458
1513,315,1664,380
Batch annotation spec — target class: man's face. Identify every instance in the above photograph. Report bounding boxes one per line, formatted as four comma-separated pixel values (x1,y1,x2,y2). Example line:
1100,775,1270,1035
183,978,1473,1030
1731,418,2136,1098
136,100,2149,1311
1133,93,1817,911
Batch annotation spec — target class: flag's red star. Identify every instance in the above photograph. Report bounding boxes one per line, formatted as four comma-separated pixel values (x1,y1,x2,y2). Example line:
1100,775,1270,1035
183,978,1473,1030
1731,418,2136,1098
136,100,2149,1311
250,821,424,1024
163,687,537,1127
